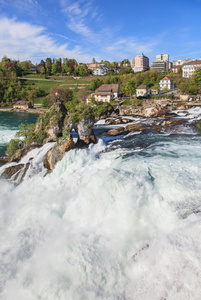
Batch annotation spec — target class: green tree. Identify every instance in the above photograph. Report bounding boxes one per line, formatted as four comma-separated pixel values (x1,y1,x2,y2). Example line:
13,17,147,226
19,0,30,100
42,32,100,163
90,78,103,91
125,79,136,98
52,63,58,75
45,58,52,76
49,87,73,106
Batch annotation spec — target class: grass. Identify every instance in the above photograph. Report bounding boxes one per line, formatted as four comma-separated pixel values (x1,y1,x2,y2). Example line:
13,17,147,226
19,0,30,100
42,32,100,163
22,79,60,95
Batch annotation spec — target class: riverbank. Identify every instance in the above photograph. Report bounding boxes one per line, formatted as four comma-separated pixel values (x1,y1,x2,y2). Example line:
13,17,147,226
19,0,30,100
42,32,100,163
0,108,47,114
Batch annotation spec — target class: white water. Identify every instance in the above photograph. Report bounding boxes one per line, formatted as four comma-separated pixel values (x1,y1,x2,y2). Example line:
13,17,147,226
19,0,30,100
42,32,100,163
1,133,201,299
0,128,18,145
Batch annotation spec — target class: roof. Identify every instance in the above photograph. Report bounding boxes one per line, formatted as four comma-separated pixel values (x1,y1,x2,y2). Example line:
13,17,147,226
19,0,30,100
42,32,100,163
96,84,119,93
136,85,149,90
183,60,201,66
14,100,30,105
160,76,180,81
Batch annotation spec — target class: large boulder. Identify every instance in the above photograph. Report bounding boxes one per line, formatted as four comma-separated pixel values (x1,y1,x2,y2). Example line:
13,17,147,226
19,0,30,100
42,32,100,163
143,105,169,118
35,102,67,143
44,134,74,171
75,118,97,148
124,123,147,132
106,127,127,136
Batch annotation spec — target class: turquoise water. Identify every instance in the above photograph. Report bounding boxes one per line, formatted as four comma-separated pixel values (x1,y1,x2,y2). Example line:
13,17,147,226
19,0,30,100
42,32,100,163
0,111,39,156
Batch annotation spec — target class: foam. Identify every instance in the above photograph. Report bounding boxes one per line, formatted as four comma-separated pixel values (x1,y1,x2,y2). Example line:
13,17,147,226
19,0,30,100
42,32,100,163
0,135,201,299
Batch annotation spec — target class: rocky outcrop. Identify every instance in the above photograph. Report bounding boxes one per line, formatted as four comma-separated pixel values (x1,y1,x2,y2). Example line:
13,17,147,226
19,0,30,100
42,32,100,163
6,101,98,174
9,144,42,162
44,134,74,171
117,103,171,118
106,127,127,136
34,102,67,143
143,105,169,118
105,117,185,136
1,162,30,182
75,118,97,148
44,117,98,171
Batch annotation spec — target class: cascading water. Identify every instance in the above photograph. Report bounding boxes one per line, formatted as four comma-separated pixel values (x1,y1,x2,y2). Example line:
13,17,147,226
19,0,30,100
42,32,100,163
1,109,201,299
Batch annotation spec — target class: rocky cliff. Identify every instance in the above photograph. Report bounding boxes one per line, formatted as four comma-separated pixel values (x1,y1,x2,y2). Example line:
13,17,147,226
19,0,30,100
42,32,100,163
2,101,98,180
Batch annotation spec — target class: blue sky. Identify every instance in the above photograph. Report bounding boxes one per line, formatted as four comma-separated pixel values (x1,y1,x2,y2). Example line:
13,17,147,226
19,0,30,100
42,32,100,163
0,0,201,64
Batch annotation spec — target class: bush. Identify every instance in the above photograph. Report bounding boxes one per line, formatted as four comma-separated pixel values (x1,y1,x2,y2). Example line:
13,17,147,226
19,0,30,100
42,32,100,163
6,138,21,156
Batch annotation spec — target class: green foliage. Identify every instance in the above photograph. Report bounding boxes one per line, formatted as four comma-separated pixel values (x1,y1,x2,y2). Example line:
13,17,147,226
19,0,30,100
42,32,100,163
90,78,103,91
92,102,114,117
6,139,21,156
176,76,200,95
123,97,144,106
125,79,136,98
163,87,169,93
49,87,73,106
41,97,49,107
74,64,91,76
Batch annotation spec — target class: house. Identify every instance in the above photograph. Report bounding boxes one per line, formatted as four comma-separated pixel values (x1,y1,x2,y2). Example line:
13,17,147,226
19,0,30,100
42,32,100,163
114,66,121,73
87,63,104,70
93,65,109,76
150,88,159,95
159,76,179,91
182,59,201,78
136,85,151,97
13,100,32,110
86,84,121,103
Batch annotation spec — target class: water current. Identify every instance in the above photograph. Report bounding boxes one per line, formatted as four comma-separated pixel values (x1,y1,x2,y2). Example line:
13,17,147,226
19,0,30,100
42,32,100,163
0,108,201,299
0,111,39,156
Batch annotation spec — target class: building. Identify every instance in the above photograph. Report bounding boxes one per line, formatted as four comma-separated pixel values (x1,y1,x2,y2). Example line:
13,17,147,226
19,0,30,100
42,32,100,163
87,63,101,70
114,66,121,73
93,65,109,76
13,100,32,110
136,85,151,97
86,84,121,103
172,59,194,66
159,76,179,91
150,61,169,72
182,59,201,78
150,53,170,72
131,53,149,73
171,65,182,74
156,53,169,62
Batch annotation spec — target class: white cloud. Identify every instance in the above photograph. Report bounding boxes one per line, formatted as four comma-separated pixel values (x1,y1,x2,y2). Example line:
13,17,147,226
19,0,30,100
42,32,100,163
0,0,40,15
0,17,92,63
59,0,159,61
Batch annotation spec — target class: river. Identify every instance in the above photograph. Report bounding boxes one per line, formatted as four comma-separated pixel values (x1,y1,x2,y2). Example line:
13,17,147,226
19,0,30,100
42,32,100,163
0,111,39,156
0,108,201,299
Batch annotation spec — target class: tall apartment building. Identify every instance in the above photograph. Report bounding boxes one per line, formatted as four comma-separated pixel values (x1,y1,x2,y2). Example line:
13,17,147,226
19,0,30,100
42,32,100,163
156,53,169,62
150,53,169,72
131,53,149,73
150,61,168,72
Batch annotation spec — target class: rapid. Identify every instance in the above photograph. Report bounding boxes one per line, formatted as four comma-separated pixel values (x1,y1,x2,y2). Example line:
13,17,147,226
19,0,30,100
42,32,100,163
1,108,201,299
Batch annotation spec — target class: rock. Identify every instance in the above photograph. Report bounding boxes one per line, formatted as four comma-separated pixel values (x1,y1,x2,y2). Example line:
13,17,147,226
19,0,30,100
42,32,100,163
163,119,184,127
44,135,74,171
75,118,97,148
106,127,126,136
124,123,147,132
143,105,169,118
121,118,131,124
9,144,42,163
34,102,67,143
1,162,30,182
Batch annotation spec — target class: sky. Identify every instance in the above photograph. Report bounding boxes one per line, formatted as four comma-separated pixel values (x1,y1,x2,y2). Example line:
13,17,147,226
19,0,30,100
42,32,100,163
0,0,201,64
